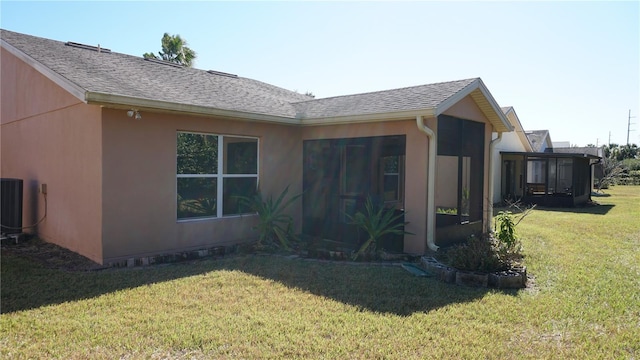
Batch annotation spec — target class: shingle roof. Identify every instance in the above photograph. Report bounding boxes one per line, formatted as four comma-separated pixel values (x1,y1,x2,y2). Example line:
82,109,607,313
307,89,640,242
525,130,551,152
554,146,603,157
1,29,500,125
1,29,311,118
292,78,478,119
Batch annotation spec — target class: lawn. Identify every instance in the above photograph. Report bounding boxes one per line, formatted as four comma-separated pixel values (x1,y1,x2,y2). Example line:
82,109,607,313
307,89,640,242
1,187,639,359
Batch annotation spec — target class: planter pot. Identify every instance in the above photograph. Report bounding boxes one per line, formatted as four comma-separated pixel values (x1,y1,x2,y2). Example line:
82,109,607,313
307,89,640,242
489,266,527,289
456,270,489,287
435,265,457,283
420,256,441,272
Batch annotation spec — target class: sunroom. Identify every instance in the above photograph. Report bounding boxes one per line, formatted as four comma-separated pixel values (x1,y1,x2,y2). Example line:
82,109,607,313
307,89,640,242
500,152,600,207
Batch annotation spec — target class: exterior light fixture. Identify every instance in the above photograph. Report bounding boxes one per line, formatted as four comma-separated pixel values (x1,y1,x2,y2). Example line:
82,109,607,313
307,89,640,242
127,109,142,120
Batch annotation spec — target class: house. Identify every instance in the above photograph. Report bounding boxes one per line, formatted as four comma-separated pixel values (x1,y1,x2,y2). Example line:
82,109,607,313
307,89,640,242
525,130,553,152
491,111,601,207
489,107,533,204
1,29,513,264
553,146,605,190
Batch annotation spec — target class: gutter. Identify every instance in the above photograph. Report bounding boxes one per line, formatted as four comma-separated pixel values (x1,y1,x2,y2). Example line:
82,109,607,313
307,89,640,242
416,116,438,252
488,132,503,232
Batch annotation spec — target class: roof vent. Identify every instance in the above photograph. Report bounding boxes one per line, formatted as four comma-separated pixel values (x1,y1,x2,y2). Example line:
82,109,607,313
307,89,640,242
144,57,184,68
65,41,111,53
207,70,238,78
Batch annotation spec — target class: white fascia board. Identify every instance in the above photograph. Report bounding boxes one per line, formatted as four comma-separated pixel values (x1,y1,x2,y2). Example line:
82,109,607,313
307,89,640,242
300,109,436,126
433,78,480,117
85,92,300,125
1,40,87,102
435,78,513,133
507,109,534,152
475,80,514,132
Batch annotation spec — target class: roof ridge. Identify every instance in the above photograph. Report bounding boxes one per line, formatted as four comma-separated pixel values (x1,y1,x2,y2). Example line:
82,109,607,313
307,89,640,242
292,77,480,104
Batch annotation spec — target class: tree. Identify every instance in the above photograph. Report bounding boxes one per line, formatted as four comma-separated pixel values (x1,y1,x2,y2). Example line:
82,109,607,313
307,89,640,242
597,155,625,192
143,33,196,67
603,143,638,161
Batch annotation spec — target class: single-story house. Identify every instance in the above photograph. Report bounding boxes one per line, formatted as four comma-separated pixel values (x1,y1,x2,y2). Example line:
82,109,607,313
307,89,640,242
1,29,513,264
525,130,553,153
489,106,534,204
488,106,601,207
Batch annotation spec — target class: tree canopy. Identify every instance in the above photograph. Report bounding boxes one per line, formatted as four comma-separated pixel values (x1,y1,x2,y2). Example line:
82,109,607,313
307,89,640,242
143,33,196,67
603,143,638,161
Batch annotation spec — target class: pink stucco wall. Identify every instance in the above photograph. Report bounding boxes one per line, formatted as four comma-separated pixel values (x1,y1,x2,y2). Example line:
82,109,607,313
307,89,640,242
100,109,303,263
2,45,498,262
1,48,103,262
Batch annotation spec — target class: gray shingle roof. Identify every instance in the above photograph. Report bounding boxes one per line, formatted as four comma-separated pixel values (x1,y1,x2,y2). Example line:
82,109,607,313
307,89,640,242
1,29,311,118
292,78,478,119
525,130,551,152
1,29,483,121
554,146,603,157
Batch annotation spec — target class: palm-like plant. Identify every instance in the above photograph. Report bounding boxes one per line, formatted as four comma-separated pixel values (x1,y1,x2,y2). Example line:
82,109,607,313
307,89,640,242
239,186,302,250
143,33,196,67
347,196,412,260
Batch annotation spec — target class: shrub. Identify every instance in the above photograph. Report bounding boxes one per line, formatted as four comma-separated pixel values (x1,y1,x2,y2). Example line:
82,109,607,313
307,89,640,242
238,185,302,251
347,196,412,260
444,234,505,272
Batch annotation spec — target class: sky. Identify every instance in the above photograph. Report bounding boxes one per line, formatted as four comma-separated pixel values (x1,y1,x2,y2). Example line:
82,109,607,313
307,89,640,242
1,1,638,147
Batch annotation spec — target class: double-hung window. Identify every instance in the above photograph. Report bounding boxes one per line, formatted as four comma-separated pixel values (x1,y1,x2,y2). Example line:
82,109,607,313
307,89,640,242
177,132,258,220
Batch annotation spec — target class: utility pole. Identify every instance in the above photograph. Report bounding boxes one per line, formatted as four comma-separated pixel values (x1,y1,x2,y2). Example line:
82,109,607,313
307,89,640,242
627,109,636,145
608,131,611,146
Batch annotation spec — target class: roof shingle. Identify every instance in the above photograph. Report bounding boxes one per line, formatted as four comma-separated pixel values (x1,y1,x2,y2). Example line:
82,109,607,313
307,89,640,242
1,29,489,123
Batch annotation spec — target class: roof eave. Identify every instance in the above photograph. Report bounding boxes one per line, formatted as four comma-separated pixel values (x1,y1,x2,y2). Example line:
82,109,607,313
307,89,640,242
85,92,301,125
1,38,87,102
299,108,437,126
435,78,513,133
505,108,535,152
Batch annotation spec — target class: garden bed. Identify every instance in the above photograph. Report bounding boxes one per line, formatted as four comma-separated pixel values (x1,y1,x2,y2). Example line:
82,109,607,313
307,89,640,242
420,256,527,289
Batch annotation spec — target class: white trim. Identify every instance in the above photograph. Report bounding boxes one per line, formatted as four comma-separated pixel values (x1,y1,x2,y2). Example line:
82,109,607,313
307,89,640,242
176,131,259,220
474,81,514,132
434,78,513,133
87,92,300,125
300,109,436,126
1,39,87,102
434,79,480,117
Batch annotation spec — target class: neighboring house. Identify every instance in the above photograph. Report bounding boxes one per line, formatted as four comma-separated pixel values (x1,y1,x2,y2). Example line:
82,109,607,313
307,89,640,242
489,107,533,204
1,29,513,264
492,114,601,207
553,146,605,190
525,130,553,152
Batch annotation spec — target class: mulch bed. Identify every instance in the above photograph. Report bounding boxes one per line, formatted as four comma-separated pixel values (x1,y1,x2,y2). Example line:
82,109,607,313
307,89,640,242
1,235,106,271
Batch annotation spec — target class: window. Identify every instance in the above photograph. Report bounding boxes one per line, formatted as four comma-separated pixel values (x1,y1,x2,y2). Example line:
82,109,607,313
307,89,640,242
381,155,403,203
177,132,258,220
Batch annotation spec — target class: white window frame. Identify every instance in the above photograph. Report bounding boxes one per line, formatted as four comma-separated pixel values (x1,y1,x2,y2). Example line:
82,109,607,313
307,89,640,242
177,131,259,220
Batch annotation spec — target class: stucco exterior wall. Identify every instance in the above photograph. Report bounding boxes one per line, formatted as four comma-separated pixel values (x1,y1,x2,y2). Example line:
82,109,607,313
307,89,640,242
301,119,432,254
491,133,528,203
1,49,103,262
100,109,302,263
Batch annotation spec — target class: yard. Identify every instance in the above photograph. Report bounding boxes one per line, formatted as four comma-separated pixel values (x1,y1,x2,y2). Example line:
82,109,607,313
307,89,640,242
1,186,639,359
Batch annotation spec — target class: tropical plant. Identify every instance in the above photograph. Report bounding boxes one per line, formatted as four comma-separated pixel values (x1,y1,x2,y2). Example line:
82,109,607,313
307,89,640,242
346,196,412,260
143,32,196,67
238,185,302,250
495,211,519,253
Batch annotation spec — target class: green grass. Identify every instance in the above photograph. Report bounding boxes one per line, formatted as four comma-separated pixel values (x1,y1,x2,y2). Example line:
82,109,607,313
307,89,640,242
2,186,639,359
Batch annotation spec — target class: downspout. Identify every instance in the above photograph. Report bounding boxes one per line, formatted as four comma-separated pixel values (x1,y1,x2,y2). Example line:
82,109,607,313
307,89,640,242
488,132,504,232
416,116,438,252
